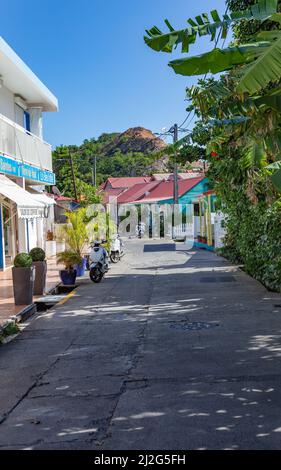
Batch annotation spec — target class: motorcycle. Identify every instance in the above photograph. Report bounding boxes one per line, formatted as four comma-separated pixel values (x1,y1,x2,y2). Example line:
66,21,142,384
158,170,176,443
110,235,124,263
89,243,108,283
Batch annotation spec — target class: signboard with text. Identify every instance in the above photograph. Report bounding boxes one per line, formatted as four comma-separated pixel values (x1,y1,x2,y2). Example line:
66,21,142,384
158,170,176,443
0,155,55,185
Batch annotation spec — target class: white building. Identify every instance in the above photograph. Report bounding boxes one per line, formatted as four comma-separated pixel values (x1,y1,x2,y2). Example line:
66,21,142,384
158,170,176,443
0,37,58,270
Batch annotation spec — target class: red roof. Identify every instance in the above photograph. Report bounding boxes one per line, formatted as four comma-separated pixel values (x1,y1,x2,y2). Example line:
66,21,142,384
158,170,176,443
117,181,161,204
138,176,205,202
107,176,152,189
55,196,74,202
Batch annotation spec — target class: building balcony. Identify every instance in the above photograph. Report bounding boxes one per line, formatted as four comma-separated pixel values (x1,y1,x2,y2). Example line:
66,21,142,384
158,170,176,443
0,112,52,173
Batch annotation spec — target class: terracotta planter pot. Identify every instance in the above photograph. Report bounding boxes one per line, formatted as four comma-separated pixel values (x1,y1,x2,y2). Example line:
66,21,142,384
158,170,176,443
12,266,35,306
33,260,47,295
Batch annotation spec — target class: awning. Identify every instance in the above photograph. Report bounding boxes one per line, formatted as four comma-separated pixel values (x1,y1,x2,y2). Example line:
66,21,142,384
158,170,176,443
0,174,45,219
27,188,56,206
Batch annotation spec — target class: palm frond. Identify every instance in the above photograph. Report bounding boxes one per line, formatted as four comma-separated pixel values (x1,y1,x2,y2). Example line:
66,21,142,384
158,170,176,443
168,42,270,76
237,33,281,94
240,142,268,170
144,0,278,54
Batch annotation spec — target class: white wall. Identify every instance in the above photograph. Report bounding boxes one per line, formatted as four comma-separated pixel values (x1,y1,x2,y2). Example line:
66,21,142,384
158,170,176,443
27,218,37,250
0,84,15,121
0,85,44,138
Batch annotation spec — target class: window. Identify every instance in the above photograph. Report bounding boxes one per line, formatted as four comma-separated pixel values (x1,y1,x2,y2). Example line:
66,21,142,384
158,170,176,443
24,111,31,133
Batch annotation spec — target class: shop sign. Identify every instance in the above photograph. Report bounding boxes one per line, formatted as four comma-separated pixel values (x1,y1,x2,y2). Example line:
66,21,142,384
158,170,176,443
0,155,55,184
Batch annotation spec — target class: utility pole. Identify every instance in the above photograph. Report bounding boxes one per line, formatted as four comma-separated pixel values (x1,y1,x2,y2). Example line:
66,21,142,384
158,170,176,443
169,123,179,240
173,123,179,204
69,149,78,202
92,156,97,186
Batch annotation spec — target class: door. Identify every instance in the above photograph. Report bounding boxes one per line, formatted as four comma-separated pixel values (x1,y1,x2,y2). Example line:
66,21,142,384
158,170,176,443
2,202,16,268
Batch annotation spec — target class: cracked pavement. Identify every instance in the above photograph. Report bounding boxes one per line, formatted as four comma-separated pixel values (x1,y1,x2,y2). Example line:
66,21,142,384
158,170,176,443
1,240,281,449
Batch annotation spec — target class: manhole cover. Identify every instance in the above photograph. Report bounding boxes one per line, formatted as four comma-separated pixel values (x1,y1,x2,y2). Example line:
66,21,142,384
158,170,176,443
169,322,220,331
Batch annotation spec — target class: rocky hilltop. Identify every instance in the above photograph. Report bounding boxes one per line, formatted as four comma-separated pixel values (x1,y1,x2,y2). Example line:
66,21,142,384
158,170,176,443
102,127,167,156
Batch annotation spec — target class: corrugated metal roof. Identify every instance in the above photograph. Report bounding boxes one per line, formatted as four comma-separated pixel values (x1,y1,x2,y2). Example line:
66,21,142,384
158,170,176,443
107,176,152,189
117,181,161,204
138,176,205,202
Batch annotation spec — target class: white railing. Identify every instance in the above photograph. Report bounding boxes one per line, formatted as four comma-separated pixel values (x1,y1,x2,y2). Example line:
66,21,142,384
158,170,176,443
0,112,53,171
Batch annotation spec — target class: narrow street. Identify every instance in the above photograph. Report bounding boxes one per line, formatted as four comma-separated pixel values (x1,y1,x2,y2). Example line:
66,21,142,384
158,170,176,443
1,240,281,450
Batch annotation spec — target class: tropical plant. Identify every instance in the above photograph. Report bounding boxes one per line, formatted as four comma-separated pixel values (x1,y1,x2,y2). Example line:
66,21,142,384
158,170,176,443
56,251,82,271
145,0,280,91
150,1,281,186
144,0,278,53
14,253,33,268
60,208,91,258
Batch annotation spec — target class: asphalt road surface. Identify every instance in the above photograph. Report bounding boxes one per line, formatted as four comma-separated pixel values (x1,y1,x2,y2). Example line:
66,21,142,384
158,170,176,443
1,239,281,450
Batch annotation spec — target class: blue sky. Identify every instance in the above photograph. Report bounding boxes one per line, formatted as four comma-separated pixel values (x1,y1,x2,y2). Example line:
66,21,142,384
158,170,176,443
2,0,227,147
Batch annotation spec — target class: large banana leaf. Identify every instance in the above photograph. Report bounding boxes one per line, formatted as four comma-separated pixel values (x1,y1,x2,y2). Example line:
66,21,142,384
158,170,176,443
271,169,281,190
168,43,270,76
255,94,281,112
240,142,268,170
144,0,278,53
237,33,281,94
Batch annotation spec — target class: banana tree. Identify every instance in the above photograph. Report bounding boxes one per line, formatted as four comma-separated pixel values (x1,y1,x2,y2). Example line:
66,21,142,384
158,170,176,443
145,0,280,94
145,0,281,190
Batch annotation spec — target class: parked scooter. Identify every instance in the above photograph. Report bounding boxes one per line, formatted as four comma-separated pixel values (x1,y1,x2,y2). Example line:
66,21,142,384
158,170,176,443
89,241,108,283
110,234,124,263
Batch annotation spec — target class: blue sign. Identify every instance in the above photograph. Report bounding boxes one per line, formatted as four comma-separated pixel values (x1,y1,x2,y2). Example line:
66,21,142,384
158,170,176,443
0,155,18,177
0,154,55,185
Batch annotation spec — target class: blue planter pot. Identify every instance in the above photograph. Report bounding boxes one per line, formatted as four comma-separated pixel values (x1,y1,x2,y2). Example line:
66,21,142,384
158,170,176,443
60,269,77,286
75,258,87,277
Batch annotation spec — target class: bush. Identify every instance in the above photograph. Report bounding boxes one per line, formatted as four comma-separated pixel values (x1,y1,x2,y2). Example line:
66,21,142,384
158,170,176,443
14,253,33,268
220,200,281,292
29,247,46,262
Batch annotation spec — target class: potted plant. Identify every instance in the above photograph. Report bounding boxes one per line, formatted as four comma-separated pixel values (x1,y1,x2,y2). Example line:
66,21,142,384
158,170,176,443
75,257,87,277
12,253,35,305
59,208,90,277
57,250,81,286
45,230,56,258
29,247,47,296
